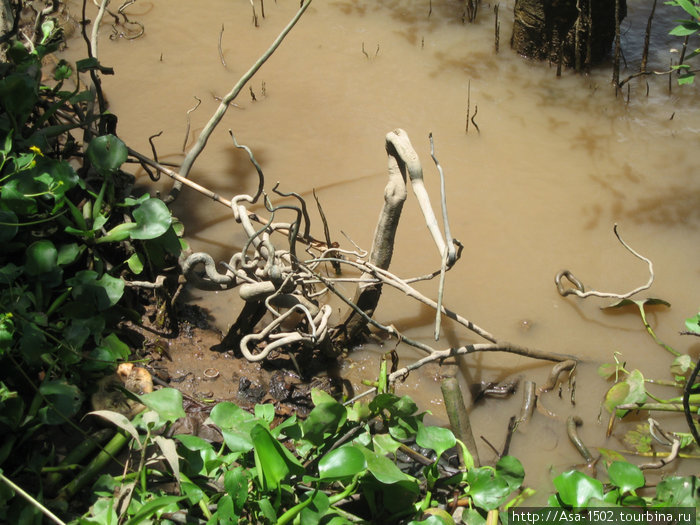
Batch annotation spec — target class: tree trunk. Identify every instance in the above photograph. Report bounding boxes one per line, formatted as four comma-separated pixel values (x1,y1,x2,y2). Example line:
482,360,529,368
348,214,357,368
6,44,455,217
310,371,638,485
511,0,627,71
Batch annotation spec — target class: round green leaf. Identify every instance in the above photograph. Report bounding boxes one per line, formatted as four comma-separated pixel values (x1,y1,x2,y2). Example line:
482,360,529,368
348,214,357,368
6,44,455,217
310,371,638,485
358,446,416,485
318,445,366,481
467,467,511,511
129,198,172,240
608,461,644,494
138,388,185,423
86,134,128,175
25,239,58,275
495,455,525,492
416,423,456,459
553,470,604,508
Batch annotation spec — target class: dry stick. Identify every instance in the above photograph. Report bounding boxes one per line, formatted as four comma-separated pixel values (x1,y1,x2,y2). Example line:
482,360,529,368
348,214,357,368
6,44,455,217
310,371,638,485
641,0,657,73
471,105,480,133
166,0,313,203
618,66,700,89
441,376,481,467
182,96,201,152
218,24,226,67
613,0,621,91
250,0,259,27
517,380,536,424
229,131,264,203
90,0,110,58
555,224,654,300
429,133,456,340
566,416,595,464
310,257,497,343
501,416,517,457
574,0,581,72
339,130,408,341
0,473,67,525
683,355,700,446
387,343,575,384
465,80,471,134
494,4,500,54
312,189,340,273
585,0,592,72
679,34,691,69
341,129,448,342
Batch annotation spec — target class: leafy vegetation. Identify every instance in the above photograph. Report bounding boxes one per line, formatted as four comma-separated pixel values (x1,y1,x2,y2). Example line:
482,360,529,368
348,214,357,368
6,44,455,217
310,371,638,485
667,0,700,84
0,14,183,523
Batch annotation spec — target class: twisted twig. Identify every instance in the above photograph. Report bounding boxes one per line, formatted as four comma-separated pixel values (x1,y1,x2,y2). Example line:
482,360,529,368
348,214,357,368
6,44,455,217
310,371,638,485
166,0,313,203
555,224,653,300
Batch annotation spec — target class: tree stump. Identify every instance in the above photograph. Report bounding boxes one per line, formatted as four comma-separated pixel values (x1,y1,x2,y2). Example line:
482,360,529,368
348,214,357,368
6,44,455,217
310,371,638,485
511,0,627,71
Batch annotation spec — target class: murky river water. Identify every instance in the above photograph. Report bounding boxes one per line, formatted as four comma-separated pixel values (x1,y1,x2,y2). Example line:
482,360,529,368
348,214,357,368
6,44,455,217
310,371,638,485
62,0,699,493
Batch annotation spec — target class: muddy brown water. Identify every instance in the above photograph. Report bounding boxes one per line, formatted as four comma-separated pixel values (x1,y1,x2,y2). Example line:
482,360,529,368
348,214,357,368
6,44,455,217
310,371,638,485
61,0,699,495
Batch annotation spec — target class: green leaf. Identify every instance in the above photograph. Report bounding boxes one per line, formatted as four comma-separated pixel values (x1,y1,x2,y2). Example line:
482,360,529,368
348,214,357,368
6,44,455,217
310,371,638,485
176,434,218,476
318,445,366,481
608,461,644,494
126,253,144,274
209,401,252,429
56,243,82,266
357,445,417,486
129,198,172,240
96,222,138,244
604,369,646,416
466,466,511,511
137,388,185,423
408,514,454,525
24,239,58,276
597,363,618,380
0,72,39,125
670,22,699,36
38,379,83,425
623,425,653,454
89,410,140,441
302,393,347,446
373,433,402,456
416,423,456,459
655,475,699,507
66,270,125,312
496,455,525,492
460,508,486,525
251,423,304,490
370,393,419,418
86,134,127,175
673,0,700,19
670,354,692,376
685,313,700,334
154,436,181,487
224,467,249,511
553,470,604,508
123,495,186,525
254,403,275,423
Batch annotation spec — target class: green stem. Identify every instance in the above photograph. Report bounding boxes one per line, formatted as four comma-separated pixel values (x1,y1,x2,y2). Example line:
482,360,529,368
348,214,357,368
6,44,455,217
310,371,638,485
45,428,113,492
638,304,680,357
616,403,698,412
276,489,318,525
328,474,361,506
57,430,130,501
0,472,66,525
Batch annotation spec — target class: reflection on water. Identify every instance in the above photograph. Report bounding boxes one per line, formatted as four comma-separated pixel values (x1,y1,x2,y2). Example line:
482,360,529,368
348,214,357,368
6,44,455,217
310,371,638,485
62,0,699,491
